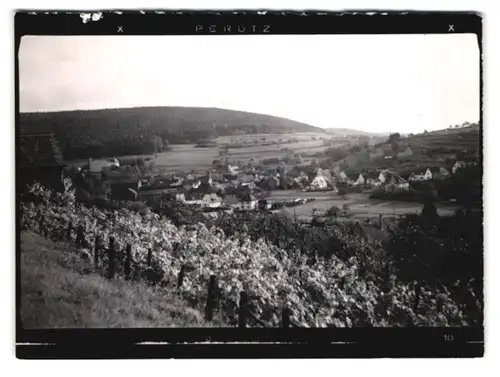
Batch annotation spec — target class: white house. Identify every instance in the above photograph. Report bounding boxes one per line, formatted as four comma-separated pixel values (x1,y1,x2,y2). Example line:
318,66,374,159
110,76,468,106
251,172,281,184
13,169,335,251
201,193,222,208
309,175,329,190
353,174,365,186
409,168,433,182
452,161,466,174
239,193,258,211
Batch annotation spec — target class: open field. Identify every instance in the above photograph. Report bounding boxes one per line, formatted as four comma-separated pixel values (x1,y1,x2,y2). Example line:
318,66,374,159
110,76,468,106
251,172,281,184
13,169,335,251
268,190,460,220
67,132,338,173
20,231,224,328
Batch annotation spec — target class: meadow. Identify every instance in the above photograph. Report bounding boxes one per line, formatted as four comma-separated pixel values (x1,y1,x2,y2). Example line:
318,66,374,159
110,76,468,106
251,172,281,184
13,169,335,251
268,191,460,220
68,132,332,174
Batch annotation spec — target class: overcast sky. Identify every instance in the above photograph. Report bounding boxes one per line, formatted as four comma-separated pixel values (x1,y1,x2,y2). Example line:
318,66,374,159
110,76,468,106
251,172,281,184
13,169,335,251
19,34,480,133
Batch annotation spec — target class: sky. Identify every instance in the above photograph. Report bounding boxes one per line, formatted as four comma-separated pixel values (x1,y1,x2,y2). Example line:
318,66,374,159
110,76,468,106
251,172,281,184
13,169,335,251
18,34,480,133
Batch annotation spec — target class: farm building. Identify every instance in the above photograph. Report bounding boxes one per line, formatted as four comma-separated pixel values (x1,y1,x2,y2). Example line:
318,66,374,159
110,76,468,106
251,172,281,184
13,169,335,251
18,132,66,193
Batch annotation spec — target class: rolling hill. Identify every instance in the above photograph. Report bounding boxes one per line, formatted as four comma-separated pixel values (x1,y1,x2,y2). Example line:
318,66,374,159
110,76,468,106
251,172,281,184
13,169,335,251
331,124,481,176
325,127,389,137
19,106,326,160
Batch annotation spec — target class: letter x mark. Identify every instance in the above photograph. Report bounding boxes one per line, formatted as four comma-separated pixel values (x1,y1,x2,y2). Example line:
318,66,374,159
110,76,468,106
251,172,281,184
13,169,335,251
448,24,455,32
118,26,124,33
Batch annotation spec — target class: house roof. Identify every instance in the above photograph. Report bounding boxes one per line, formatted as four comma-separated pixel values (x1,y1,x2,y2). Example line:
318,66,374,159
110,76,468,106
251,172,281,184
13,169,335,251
18,133,65,169
191,181,217,195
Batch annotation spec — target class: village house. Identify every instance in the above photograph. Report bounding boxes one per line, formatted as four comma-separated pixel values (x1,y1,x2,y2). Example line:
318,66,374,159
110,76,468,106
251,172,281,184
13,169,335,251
452,160,467,174
384,176,410,191
409,168,433,182
239,192,258,211
308,174,329,190
353,173,365,187
18,132,66,193
200,193,222,208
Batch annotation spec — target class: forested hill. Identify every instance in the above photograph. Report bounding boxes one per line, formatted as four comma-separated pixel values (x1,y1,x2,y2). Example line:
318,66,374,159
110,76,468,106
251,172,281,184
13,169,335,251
19,107,324,160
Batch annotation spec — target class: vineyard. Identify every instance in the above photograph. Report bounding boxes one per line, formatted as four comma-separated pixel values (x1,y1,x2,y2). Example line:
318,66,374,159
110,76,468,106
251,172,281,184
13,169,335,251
19,179,479,328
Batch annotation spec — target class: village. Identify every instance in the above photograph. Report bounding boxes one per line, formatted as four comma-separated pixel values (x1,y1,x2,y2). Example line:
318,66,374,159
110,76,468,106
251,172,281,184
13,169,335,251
82,152,474,217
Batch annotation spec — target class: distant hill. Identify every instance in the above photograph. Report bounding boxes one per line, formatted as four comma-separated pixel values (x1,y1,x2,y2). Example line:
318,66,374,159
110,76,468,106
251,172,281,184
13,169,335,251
19,106,325,160
331,123,481,177
325,128,389,137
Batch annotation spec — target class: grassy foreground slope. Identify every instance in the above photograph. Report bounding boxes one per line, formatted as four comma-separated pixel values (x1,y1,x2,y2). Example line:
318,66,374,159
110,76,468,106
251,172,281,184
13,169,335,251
20,231,224,328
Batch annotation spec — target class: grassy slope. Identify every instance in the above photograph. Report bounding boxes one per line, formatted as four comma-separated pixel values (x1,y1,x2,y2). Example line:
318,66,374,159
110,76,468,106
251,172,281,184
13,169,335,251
20,231,224,328
334,126,480,172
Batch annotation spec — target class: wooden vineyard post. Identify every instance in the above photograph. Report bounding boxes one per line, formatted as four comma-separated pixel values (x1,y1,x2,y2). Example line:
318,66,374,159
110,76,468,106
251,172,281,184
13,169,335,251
67,221,73,242
94,234,101,269
38,215,45,237
177,265,186,290
281,307,291,328
124,244,132,281
76,225,85,248
107,237,116,279
147,248,152,267
204,275,218,321
414,281,421,313
238,291,248,328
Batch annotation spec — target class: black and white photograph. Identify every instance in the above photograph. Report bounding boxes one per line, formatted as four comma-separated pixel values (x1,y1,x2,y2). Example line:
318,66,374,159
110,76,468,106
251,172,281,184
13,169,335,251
14,11,483,358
